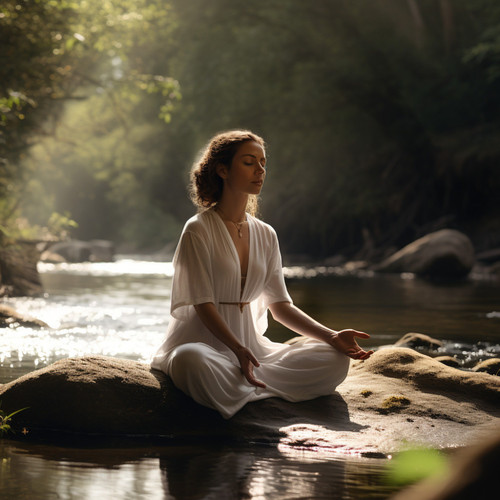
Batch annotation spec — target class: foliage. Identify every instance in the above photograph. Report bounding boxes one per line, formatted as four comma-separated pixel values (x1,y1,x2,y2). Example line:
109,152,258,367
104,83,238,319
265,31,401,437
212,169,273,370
0,405,28,437
161,0,500,256
1,0,181,247
3,0,500,255
0,0,76,166
0,0,74,245
384,446,449,486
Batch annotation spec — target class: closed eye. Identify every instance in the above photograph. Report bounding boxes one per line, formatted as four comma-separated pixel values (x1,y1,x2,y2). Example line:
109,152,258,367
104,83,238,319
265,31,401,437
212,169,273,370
241,154,266,168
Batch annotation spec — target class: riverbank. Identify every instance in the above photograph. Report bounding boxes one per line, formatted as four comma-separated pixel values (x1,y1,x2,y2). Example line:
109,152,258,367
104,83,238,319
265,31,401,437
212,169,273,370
1,346,498,457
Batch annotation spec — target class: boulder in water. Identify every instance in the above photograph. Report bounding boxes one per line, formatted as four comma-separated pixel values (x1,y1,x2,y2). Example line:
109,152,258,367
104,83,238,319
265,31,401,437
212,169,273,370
375,229,475,279
394,332,443,351
41,239,115,263
0,349,499,455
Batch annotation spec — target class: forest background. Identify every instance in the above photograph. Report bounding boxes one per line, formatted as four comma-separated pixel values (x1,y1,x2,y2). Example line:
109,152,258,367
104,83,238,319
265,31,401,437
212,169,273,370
1,0,499,262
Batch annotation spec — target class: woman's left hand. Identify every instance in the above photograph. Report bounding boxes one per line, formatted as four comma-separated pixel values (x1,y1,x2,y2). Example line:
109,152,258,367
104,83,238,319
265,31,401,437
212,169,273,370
329,329,374,360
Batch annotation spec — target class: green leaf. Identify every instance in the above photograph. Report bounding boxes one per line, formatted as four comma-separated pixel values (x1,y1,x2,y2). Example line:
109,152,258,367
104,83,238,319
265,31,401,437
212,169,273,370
384,447,449,486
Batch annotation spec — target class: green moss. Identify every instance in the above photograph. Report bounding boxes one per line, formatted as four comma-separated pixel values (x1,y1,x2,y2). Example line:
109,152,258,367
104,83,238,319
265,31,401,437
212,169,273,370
380,395,411,413
360,389,373,398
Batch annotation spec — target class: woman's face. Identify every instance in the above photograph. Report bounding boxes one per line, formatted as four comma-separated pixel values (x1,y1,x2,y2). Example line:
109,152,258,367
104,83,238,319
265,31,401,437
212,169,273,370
219,140,267,196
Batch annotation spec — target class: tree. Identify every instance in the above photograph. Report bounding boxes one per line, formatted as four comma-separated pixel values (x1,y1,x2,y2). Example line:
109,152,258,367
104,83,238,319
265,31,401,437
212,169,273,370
9,0,500,256
2,0,182,247
158,0,500,256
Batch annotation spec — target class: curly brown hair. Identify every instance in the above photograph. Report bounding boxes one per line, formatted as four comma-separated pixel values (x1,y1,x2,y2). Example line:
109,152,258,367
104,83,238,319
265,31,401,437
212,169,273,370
189,130,265,216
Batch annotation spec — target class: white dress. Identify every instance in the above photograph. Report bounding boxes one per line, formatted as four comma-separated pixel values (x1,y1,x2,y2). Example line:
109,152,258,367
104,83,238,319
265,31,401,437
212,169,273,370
151,209,350,418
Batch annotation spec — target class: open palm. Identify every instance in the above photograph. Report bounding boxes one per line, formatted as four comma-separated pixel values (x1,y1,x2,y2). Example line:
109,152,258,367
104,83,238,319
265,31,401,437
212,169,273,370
330,329,374,360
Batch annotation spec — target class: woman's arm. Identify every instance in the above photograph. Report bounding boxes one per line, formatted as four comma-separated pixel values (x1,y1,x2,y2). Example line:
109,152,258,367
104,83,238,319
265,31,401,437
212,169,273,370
268,301,373,360
194,302,266,388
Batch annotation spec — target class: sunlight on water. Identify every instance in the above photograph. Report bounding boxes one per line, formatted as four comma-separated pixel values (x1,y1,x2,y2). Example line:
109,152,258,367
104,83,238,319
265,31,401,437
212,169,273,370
1,259,173,377
38,258,174,278
283,265,375,279
1,257,499,380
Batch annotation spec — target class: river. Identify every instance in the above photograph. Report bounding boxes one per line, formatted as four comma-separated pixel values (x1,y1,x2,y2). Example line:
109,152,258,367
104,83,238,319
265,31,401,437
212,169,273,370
1,258,499,499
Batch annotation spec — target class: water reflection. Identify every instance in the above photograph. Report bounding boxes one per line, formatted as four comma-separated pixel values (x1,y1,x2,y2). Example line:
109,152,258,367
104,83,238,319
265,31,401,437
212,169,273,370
0,440,165,499
0,440,398,499
282,273,500,345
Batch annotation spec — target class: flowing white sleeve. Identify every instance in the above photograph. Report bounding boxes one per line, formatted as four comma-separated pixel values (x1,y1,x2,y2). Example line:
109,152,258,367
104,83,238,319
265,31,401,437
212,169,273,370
170,230,215,321
252,227,292,335
262,231,292,306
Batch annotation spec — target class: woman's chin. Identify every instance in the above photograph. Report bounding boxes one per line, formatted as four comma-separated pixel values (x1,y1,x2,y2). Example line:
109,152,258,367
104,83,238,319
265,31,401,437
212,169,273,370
249,184,264,195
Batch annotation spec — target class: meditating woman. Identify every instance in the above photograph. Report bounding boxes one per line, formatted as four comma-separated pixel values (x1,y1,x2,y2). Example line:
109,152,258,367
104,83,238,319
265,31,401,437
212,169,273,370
151,130,373,418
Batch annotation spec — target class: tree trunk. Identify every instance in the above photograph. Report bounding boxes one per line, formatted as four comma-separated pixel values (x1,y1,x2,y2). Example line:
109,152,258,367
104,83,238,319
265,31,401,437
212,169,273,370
0,241,43,297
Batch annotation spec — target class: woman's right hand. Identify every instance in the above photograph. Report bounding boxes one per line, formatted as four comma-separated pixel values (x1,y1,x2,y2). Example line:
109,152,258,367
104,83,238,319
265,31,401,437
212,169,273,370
193,303,266,388
234,346,266,389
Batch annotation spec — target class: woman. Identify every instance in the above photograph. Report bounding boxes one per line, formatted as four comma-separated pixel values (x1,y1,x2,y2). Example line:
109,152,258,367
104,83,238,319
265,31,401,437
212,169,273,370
151,130,373,419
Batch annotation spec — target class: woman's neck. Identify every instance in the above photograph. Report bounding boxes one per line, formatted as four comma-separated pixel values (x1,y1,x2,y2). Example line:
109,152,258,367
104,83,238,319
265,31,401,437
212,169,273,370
216,194,248,223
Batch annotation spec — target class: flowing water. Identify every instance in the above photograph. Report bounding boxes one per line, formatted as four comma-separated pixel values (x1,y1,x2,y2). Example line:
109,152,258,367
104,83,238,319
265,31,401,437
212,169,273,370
1,258,499,499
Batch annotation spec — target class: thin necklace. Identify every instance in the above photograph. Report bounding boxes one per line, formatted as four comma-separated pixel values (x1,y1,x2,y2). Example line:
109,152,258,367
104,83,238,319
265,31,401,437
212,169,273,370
216,206,246,238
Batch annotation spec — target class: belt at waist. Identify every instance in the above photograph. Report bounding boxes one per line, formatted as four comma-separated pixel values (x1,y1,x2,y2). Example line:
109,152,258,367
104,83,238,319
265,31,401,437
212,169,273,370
219,301,250,313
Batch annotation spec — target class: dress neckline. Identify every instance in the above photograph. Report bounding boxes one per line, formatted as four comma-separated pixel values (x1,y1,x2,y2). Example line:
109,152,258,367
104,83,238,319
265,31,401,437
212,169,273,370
210,209,252,298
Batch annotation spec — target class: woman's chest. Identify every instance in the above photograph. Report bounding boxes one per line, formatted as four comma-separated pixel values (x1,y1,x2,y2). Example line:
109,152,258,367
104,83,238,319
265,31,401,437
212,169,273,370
209,233,266,290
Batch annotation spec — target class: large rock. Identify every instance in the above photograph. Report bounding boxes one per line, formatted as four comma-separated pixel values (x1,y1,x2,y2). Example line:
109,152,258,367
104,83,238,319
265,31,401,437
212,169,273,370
88,239,115,262
41,239,114,263
42,240,91,263
0,241,43,296
375,229,475,279
0,356,224,439
1,349,499,454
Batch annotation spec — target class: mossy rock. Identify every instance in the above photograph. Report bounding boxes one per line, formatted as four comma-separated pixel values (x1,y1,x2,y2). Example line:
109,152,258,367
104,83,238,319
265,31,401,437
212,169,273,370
378,395,411,414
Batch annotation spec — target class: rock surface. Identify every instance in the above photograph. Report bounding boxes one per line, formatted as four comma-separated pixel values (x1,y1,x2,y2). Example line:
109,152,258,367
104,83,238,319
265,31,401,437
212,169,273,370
375,229,475,278
0,241,43,296
473,358,500,376
0,304,49,329
394,332,443,351
1,348,498,455
41,239,115,263
434,355,461,368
